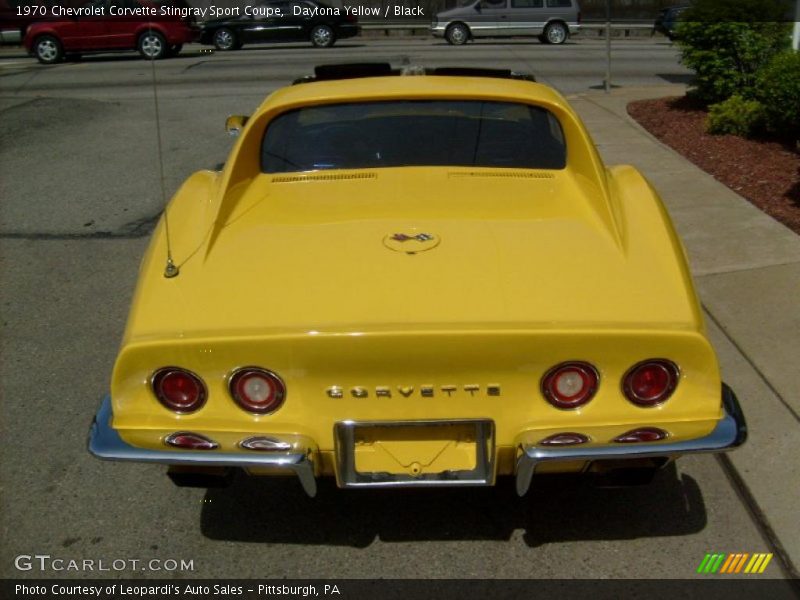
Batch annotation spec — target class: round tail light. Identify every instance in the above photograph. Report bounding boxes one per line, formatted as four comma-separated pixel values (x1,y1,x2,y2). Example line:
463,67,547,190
623,359,679,407
541,361,599,409
152,367,207,413
229,367,286,414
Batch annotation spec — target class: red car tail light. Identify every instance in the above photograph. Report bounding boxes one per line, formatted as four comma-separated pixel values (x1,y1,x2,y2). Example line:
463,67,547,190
229,367,286,414
541,361,599,409
151,367,207,413
613,427,669,443
164,432,218,450
538,432,590,446
623,359,679,407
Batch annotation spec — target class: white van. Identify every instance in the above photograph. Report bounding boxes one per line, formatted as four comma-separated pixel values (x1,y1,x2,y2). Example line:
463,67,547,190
432,0,581,45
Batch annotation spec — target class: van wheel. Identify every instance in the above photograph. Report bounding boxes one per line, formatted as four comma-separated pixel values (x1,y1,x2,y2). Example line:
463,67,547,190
543,22,568,44
34,35,64,64
445,23,469,45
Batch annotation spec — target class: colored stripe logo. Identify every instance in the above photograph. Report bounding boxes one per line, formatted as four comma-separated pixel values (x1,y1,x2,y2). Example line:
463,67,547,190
697,553,773,574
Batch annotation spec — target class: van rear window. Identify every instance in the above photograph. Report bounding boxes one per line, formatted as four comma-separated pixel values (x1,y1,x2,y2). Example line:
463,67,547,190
261,100,566,173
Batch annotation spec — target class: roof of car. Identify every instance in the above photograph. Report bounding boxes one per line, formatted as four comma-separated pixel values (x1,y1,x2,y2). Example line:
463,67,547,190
292,63,537,84
255,69,569,116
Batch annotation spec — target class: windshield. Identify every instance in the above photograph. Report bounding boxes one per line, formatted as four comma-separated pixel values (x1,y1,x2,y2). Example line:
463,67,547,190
261,100,566,173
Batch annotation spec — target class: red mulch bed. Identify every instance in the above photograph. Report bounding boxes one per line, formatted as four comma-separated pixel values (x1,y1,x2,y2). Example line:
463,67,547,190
627,96,800,235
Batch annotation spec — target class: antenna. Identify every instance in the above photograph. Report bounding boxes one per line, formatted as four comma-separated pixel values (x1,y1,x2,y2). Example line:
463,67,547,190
149,51,179,278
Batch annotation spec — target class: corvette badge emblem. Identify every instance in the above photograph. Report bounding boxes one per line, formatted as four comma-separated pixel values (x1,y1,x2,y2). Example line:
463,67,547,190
383,230,440,254
391,233,434,242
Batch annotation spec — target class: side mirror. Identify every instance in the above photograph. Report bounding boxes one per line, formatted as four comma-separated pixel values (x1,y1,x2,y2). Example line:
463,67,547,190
474,3,481,11
225,115,249,137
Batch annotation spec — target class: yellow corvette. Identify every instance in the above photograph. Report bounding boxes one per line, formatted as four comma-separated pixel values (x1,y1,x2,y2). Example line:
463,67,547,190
89,64,746,496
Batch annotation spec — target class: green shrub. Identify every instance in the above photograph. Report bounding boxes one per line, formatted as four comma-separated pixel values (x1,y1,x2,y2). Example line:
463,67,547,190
707,95,766,136
676,0,791,104
756,51,800,137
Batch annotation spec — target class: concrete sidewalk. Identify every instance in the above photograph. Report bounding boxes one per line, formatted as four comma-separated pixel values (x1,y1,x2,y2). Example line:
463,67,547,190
570,86,800,578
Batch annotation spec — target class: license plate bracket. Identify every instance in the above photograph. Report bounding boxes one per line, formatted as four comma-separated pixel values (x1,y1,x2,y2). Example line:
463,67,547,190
334,419,495,488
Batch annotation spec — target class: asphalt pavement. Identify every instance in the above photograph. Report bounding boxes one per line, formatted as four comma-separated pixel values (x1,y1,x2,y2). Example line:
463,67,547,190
0,37,797,584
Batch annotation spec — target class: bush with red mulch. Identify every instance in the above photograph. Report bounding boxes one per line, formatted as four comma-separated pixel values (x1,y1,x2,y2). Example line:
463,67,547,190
627,96,800,235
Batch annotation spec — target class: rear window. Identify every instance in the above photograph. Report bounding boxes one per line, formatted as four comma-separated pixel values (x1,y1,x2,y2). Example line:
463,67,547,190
261,100,566,173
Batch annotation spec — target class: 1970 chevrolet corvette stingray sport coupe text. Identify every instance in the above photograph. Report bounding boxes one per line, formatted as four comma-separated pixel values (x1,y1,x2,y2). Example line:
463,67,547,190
89,64,747,497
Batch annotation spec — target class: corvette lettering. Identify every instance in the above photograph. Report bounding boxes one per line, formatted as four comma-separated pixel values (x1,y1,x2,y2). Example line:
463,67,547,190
326,384,501,398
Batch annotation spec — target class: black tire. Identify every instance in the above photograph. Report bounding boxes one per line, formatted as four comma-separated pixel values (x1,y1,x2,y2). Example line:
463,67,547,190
33,35,64,64
445,23,469,45
310,24,335,48
213,28,239,51
138,30,167,59
542,21,568,45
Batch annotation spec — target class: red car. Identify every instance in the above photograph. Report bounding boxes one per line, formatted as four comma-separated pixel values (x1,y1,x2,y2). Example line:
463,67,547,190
24,0,199,63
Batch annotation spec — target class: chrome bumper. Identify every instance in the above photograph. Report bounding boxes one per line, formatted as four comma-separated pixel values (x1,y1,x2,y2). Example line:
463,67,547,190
90,384,745,499
514,384,747,496
88,395,318,497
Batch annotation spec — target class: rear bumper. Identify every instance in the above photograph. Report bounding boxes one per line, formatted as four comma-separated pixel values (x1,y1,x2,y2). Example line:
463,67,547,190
88,395,318,496
514,383,747,495
170,27,200,44
1,28,22,45
89,384,746,498
337,24,360,39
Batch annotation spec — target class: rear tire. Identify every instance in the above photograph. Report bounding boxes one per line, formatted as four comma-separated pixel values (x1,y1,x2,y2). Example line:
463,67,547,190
310,24,335,48
213,28,239,51
445,23,469,45
34,35,63,64
543,22,568,44
138,30,167,59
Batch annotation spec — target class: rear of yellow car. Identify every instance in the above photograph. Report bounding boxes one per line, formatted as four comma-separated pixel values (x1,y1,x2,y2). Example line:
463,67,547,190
89,68,746,496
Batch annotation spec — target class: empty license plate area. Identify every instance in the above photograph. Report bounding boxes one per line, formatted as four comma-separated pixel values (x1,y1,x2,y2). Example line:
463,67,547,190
334,419,495,488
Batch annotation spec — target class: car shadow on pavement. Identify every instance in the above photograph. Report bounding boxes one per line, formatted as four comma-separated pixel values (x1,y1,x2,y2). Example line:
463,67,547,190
200,462,706,547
